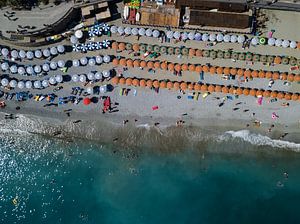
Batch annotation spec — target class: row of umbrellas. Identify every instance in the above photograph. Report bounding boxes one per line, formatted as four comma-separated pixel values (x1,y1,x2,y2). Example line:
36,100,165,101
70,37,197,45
71,70,110,83
111,42,300,65
109,24,299,49
88,23,110,37
0,75,63,89
72,40,111,52
0,45,65,60
110,77,299,101
1,60,66,76
112,57,300,82
72,55,111,67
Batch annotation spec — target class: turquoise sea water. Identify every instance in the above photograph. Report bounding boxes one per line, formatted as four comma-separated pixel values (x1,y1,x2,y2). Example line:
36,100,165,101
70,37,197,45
1,130,300,224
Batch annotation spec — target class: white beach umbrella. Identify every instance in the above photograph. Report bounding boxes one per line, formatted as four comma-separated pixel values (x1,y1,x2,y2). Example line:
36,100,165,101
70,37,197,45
87,72,95,80
153,30,160,38
72,74,79,82
173,31,181,39
216,33,224,42
34,80,42,89
230,35,237,43
86,86,93,94
34,50,42,58
75,30,83,39
202,33,209,41
70,35,78,44
1,78,9,86
194,33,202,41
268,38,275,46
102,70,110,78
237,35,245,43
117,26,124,35
57,60,65,68
166,31,173,39
34,65,42,74
49,76,57,85
209,33,216,42
19,50,26,59
110,25,118,34
282,40,290,48
10,65,17,73
50,61,58,70
80,57,88,66
25,80,32,89
57,45,65,53
18,66,25,75
251,37,259,46
43,49,50,57
95,55,103,64
42,63,50,72
95,72,102,80
1,48,9,57
26,51,34,60
9,80,17,88
79,74,86,83
290,41,297,49
42,80,49,88
50,47,58,55
223,34,230,43
103,55,111,63
146,29,153,37
188,32,195,40
124,27,131,35
181,32,188,41
55,74,63,83
275,39,282,47
26,66,34,75
88,58,96,66
18,81,25,89
1,62,9,71
131,28,139,36
72,59,80,67
138,28,146,36
11,50,18,59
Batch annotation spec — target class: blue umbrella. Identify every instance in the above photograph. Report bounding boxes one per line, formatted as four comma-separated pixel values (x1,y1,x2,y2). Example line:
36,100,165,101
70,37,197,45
95,42,103,50
73,44,80,52
94,26,102,36
88,28,95,37
81,44,88,52
87,42,95,51
102,23,110,32
102,40,111,48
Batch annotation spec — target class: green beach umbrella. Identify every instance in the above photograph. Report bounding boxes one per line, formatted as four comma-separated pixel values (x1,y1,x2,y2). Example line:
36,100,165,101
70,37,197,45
167,47,174,55
209,50,217,59
231,52,239,60
281,57,289,65
260,55,267,62
253,54,260,62
202,50,210,57
153,45,160,52
140,44,146,52
267,56,274,63
224,52,231,59
238,53,245,60
126,43,132,50
181,48,189,55
160,46,167,54
146,45,153,52
217,51,224,58
289,57,297,66
245,54,252,61
259,37,266,45
174,47,181,55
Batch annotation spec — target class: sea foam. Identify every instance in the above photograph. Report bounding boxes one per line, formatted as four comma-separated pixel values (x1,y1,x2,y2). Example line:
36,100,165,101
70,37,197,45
223,130,300,151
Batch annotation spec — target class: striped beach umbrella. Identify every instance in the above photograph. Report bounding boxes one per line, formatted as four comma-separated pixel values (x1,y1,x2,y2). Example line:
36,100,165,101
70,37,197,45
102,23,110,32
73,44,80,52
94,27,103,36
81,44,88,52
88,28,95,37
102,40,111,48
87,42,95,51
95,42,103,50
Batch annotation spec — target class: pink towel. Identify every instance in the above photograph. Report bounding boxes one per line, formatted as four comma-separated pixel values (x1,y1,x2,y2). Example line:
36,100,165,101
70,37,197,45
152,106,159,110
257,97,263,105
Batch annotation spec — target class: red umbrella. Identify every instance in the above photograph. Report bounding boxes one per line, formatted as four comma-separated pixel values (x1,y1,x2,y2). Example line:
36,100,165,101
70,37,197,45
83,97,91,105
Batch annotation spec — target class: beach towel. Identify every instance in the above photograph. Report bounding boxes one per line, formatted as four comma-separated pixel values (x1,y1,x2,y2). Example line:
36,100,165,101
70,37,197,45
152,106,159,111
257,96,263,105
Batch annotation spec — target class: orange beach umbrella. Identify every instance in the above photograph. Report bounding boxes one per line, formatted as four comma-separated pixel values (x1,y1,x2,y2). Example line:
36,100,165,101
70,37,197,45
111,77,119,85
146,80,153,88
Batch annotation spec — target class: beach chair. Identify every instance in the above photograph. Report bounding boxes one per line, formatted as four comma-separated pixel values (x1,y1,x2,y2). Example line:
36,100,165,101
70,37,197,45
194,92,199,101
